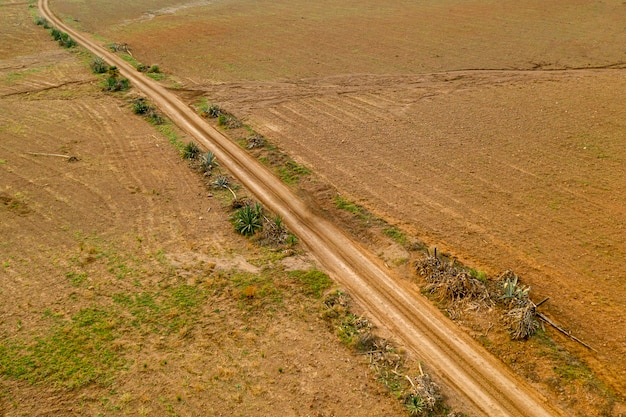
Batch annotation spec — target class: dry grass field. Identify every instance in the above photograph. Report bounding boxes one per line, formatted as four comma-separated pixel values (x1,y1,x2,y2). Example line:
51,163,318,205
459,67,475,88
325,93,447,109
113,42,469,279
2,0,625,416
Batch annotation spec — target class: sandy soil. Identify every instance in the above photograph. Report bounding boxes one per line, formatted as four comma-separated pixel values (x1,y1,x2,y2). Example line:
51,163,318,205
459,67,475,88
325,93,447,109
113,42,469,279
52,0,626,397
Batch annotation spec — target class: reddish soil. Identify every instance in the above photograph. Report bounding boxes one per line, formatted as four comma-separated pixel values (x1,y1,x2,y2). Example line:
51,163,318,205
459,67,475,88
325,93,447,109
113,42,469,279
53,0,625,398
4,0,625,415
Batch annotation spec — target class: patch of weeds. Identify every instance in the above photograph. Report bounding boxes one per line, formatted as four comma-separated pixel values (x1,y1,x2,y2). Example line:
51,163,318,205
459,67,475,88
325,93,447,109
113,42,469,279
112,285,206,334
66,271,87,286
277,160,311,185
147,72,166,81
382,226,407,246
217,113,242,129
0,308,123,388
288,269,332,298
147,65,160,74
469,268,487,283
154,122,183,151
102,67,130,92
227,271,283,306
334,195,370,221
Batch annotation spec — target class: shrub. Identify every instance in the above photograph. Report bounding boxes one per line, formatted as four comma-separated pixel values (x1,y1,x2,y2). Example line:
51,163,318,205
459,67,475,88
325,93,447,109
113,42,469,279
132,98,150,115
35,16,50,28
136,63,148,72
147,65,160,74
182,141,200,159
233,203,263,236
90,57,108,74
103,76,130,92
146,111,164,125
50,28,62,40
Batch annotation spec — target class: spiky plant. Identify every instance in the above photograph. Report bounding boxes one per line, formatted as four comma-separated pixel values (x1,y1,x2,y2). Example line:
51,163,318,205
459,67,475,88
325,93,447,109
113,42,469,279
212,175,230,189
182,141,200,159
405,395,425,416
501,273,530,302
200,151,218,173
233,203,263,236
132,98,150,115
207,104,221,118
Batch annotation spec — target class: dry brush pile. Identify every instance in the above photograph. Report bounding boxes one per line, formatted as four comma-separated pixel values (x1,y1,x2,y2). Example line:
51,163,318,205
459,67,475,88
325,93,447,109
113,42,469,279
321,291,456,417
415,251,539,341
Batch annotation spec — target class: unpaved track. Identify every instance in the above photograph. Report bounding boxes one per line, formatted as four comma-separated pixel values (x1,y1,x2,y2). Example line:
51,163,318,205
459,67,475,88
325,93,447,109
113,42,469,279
39,1,568,416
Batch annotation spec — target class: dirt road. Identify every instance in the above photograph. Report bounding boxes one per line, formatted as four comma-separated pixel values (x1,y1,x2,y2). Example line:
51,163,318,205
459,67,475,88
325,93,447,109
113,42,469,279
38,1,569,415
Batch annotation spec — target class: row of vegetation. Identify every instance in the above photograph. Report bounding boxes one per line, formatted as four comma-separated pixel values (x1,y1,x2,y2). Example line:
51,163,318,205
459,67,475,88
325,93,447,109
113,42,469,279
32,18,616,412
27,13,462,415
35,16,76,48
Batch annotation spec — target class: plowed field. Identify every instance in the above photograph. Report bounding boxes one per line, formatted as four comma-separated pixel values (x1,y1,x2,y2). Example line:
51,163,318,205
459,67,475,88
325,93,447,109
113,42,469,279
4,0,625,415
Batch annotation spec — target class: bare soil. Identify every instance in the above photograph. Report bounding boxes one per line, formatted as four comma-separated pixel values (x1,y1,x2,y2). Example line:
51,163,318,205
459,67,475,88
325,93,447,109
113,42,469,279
3,0,625,415
0,2,406,416
53,0,626,401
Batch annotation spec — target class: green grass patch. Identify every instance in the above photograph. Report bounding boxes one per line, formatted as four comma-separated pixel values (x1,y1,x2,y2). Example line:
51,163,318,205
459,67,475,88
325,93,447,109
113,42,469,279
154,122,184,152
222,271,283,307
66,271,87,286
112,285,205,334
382,226,407,246
469,268,488,282
276,160,311,185
334,195,370,221
147,72,166,81
0,308,123,389
119,53,140,68
288,269,332,298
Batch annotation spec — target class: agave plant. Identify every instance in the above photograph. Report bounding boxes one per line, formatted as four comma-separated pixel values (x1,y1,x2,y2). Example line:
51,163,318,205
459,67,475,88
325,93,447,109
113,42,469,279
182,141,200,159
200,151,218,173
405,395,425,416
501,274,530,301
233,203,263,236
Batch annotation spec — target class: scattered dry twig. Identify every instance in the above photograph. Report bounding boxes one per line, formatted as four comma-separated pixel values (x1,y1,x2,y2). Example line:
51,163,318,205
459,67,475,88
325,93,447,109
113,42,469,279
27,152,79,162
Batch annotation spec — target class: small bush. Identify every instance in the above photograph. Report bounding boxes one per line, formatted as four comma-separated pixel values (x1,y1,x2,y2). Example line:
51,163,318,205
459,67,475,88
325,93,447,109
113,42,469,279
103,76,130,92
246,134,265,149
146,111,164,125
90,57,108,74
132,98,150,115
182,141,200,159
136,63,148,72
233,203,263,236
35,16,50,28
147,65,160,74
50,28,62,41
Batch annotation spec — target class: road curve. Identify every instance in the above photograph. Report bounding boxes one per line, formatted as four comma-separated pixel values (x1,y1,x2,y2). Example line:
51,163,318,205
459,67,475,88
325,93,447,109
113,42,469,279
38,1,568,416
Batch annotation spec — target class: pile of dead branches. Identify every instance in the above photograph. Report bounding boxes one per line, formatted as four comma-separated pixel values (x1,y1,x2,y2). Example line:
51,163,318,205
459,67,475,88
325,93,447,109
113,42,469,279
405,368,441,416
415,254,491,306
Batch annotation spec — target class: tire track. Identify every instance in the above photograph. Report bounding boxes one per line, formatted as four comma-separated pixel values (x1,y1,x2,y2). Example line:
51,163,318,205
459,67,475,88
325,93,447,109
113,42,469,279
38,1,569,415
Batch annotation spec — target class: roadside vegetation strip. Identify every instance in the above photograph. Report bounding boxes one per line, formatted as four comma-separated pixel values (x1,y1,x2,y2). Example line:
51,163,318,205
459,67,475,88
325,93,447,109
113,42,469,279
36,1,568,416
